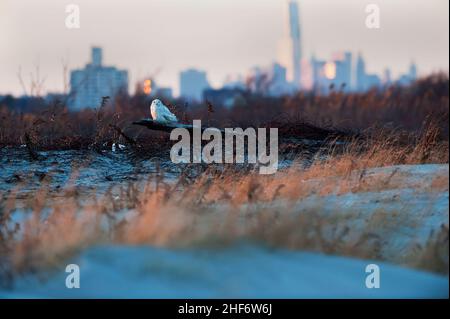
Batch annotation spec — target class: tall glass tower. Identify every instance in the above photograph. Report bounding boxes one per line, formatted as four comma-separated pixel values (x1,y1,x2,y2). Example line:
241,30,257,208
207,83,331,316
288,0,302,89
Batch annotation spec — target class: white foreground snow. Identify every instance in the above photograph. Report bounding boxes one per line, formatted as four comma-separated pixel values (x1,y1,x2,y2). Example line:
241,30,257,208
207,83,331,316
1,245,448,299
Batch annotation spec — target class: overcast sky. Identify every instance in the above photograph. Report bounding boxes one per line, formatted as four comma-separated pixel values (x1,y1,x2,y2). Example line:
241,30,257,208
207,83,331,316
0,0,448,96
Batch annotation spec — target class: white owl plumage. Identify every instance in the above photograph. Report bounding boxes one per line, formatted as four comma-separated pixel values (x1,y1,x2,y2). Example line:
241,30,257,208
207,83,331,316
150,99,178,124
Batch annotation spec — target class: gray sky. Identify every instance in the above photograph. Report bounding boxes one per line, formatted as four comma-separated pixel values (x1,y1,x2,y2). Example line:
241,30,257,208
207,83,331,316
0,0,448,96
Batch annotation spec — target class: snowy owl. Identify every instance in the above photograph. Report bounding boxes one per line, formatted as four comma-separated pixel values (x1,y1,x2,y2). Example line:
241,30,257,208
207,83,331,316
150,99,178,124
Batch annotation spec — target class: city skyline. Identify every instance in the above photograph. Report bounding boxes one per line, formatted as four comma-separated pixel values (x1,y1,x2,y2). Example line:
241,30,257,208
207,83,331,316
0,0,448,97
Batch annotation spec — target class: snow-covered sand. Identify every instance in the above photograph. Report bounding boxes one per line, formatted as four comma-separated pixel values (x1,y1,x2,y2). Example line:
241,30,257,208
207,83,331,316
274,164,449,265
1,164,448,298
2,245,448,298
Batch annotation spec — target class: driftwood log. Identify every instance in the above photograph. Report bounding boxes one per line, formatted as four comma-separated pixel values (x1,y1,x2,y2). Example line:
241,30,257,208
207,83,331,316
132,119,225,134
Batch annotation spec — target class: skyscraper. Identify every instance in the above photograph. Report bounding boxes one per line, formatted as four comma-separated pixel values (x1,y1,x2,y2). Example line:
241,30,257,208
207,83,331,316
398,62,418,86
288,0,302,89
383,69,392,86
69,47,128,110
408,62,417,80
356,53,366,92
310,52,352,94
355,53,381,91
334,52,352,92
179,69,210,102
268,63,292,96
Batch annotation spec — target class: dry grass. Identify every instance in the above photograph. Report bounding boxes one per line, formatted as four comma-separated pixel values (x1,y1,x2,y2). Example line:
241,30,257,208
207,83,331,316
0,125,448,288
0,74,448,153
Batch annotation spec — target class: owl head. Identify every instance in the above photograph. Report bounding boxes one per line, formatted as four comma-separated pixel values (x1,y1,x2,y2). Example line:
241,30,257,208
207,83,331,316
151,99,162,108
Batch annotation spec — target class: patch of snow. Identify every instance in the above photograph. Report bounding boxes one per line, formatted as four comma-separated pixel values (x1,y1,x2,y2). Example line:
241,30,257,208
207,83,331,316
1,245,447,298
111,143,126,152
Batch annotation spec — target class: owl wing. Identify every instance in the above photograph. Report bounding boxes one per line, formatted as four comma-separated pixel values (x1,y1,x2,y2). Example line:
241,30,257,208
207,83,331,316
160,105,178,122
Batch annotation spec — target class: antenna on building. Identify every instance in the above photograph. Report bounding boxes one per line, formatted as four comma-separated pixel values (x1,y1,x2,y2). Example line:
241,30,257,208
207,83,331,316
92,47,102,67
